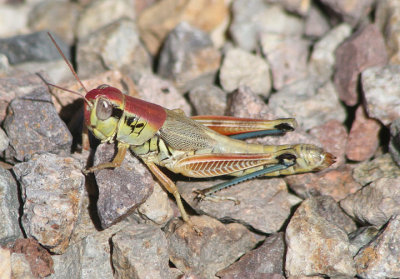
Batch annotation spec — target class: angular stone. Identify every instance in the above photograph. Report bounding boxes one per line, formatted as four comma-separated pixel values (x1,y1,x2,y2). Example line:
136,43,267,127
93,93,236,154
340,177,400,227
304,4,331,38
4,86,73,162
285,165,362,203
280,0,311,16
76,0,135,39
167,215,259,278
260,34,309,90
0,167,22,245
390,118,400,167
346,106,381,161
349,226,380,256
112,224,171,279
285,197,356,277
157,22,221,93
178,178,300,234
10,253,35,279
320,0,374,26
0,247,11,279
138,0,228,54
188,84,227,116
220,48,271,97
354,215,400,279
93,143,154,229
77,18,151,79
361,64,400,125
216,233,285,278
0,4,29,37
13,153,85,254
334,24,388,106
0,31,70,65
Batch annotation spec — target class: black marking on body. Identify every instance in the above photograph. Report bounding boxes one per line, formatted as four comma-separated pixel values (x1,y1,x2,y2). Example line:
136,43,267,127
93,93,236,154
111,107,124,119
274,123,295,132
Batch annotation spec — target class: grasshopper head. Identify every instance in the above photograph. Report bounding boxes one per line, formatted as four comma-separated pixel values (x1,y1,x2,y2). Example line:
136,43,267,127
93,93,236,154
84,84,126,142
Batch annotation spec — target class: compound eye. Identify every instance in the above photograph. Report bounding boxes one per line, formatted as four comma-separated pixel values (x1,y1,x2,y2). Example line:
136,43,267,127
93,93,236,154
97,84,110,89
96,98,113,121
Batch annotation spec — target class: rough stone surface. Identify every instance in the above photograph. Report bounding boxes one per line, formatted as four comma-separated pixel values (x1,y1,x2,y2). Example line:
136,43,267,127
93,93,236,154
334,24,388,106
0,247,11,279
220,47,271,97
304,4,331,38
390,117,400,167
349,226,380,256
179,178,301,234
4,86,73,162
13,153,85,254
157,22,221,93
10,253,35,279
77,18,151,79
112,224,171,279
285,197,356,277
340,177,400,227
0,4,29,37
354,215,400,279
216,232,285,278
138,0,228,54
0,167,22,245
362,64,400,125
93,143,154,229
319,0,375,26
188,84,227,116
167,215,259,278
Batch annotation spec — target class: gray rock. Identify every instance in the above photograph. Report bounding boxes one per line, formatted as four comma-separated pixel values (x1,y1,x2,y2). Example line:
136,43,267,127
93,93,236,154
13,153,85,254
279,0,311,16
340,177,400,227
349,226,380,256
219,48,271,97
362,64,400,125
112,224,171,279
354,215,400,278
319,0,375,26
216,232,285,278
77,18,151,79
93,143,154,229
188,84,227,116
0,31,70,65
285,197,356,277
0,247,11,279
390,118,400,167
157,22,221,93
178,178,301,234
268,80,346,131
167,215,259,278
304,4,331,38
76,0,136,39
0,167,22,245
4,86,73,162
260,34,309,90
0,53,9,75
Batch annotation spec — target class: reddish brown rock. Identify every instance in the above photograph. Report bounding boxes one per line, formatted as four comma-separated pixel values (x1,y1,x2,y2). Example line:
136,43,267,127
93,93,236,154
346,106,381,161
334,24,388,106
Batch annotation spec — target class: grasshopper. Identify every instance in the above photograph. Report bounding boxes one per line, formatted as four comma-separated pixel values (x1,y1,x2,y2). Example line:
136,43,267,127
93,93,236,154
48,33,334,228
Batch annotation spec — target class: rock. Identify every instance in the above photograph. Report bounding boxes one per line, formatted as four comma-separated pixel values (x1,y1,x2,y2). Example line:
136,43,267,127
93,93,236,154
346,106,381,161
188,84,227,116
304,4,331,38
77,18,151,79
0,31,70,65
0,247,11,279
0,128,9,153
138,0,228,54
309,23,352,85
285,165,362,203
167,215,259,278
0,53,9,76
354,215,400,279
390,118,400,167
157,22,221,93
309,120,348,168
219,48,271,97
260,34,309,90
229,0,304,52
10,238,54,278
178,178,301,234
137,182,174,226
0,167,22,245
13,153,85,254
340,177,400,227
48,243,81,279
112,224,171,279
349,226,380,256
361,64,400,125
28,1,80,44
285,196,356,277
135,74,191,115
319,0,375,26
10,253,35,279
268,80,346,131
216,233,285,278
3,85,73,162
0,4,29,37
279,0,311,16
76,0,136,39
334,24,388,106
352,153,400,186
